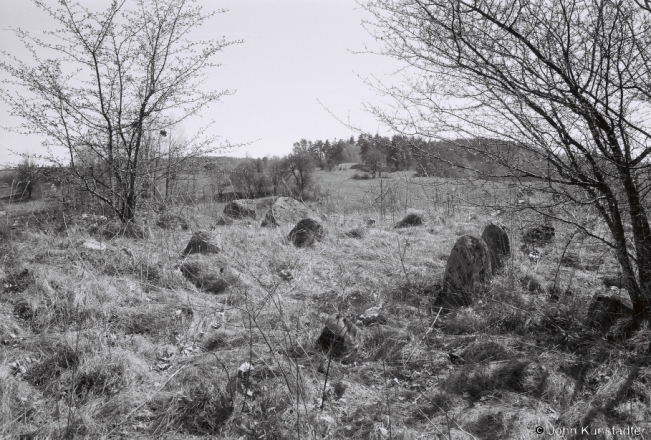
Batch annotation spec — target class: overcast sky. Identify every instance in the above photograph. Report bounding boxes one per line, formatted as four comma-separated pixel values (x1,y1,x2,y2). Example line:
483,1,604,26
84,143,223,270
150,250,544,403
0,0,402,165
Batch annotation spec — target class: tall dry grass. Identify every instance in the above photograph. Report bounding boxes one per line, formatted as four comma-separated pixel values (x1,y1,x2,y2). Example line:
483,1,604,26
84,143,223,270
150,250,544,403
0,177,649,439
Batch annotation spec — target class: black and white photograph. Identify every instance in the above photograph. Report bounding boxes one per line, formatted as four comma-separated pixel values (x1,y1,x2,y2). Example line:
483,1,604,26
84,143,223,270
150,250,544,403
2,0,651,438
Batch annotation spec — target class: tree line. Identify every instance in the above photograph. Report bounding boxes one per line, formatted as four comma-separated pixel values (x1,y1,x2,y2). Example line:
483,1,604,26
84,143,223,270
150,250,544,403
202,134,467,201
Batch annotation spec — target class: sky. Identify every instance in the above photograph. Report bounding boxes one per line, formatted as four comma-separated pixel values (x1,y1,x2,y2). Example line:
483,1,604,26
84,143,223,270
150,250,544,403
0,0,403,165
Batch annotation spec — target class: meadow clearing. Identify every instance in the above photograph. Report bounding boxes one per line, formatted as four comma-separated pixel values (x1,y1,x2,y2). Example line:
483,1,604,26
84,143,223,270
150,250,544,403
0,167,648,440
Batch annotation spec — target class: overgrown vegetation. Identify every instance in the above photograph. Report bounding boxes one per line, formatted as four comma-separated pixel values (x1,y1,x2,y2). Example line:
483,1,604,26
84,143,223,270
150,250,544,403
2,169,650,438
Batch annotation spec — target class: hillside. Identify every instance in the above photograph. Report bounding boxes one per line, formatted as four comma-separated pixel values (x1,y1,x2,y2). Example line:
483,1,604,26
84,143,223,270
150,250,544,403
1,187,650,439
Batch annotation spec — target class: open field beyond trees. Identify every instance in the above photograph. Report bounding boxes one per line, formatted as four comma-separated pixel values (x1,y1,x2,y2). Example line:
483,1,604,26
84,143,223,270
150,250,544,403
1,168,650,440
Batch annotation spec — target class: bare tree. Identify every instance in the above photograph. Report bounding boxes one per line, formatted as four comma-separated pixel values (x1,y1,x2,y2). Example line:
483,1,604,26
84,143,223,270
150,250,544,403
364,0,651,315
284,148,315,200
266,156,290,196
1,0,239,221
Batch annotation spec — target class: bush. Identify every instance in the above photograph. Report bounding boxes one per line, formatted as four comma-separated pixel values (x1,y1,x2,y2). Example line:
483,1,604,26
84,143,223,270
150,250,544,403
351,172,371,180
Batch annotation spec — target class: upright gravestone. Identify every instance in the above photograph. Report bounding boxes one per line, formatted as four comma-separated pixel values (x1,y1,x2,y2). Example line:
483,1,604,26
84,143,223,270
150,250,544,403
438,235,492,307
481,223,510,272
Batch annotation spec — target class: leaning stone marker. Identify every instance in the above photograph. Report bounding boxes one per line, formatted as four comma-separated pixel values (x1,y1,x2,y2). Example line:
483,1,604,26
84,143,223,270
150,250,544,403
481,223,510,272
287,218,326,248
438,235,492,307
182,230,220,256
223,199,257,220
261,197,314,227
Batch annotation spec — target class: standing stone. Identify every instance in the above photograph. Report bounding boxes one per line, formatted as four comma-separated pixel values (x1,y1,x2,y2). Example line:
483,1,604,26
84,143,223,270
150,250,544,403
288,218,326,248
182,230,220,256
438,235,492,306
261,197,314,227
481,223,510,272
223,199,257,220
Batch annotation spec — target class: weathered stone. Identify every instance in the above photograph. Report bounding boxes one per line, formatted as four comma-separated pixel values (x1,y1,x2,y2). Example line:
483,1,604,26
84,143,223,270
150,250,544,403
481,223,510,272
182,230,220,256
223,199,257,220
179,257,239,294
287,218,325,248
522,224,555,246
394,213,424,228
316,314,360,361
437,235,492,307
261,197,314,227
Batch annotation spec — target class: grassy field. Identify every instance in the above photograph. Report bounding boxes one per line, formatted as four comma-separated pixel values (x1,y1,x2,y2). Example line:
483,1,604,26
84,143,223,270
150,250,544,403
0,169,649,439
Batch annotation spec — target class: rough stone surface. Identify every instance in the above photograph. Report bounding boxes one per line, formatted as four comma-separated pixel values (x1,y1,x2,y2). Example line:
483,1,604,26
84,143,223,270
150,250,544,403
316,314,360,361
223,199,257,220
394,213,424,228
179,257,239,294
438,235,492,307
182,230,220,256
287,218,326,248
522,224,555,246
261,197,314,227
481,223,510,272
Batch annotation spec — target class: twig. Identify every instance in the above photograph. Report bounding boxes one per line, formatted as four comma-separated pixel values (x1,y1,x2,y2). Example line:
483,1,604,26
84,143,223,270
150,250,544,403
320,350,334,411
